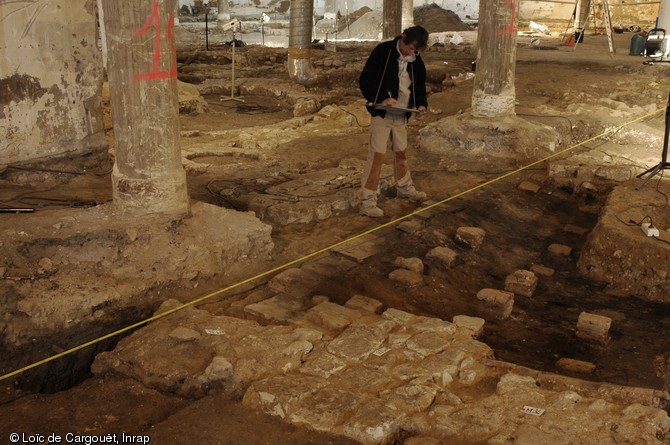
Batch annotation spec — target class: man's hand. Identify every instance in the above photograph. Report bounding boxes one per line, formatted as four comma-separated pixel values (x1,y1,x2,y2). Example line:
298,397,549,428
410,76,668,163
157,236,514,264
382,98,397,106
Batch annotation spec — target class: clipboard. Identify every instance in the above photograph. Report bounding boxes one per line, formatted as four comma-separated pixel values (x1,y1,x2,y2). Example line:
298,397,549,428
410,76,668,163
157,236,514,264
373,104,421,113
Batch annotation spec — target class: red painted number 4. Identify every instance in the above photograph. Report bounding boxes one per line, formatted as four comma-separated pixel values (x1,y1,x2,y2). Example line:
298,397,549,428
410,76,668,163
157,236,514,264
133,1,177,80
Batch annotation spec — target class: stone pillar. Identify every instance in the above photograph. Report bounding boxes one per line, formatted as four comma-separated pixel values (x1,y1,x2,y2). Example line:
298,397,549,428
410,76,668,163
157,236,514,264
401,0,414,31
657,0,670,29
383,0,402,39
471,0,518,118
217,0,230,21
101,0,190,218
575,0,591,41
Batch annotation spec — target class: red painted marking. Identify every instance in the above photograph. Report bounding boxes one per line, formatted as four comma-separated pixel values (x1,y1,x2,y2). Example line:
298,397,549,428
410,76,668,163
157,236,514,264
133,1,176,81
497,0,518,34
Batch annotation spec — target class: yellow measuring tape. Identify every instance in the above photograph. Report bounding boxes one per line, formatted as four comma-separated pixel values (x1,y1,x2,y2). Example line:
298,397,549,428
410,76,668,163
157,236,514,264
0,108,662,383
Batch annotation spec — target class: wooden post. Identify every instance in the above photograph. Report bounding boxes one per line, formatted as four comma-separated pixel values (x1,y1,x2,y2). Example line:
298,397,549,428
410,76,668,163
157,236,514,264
101,0,190,218
471,0,518,118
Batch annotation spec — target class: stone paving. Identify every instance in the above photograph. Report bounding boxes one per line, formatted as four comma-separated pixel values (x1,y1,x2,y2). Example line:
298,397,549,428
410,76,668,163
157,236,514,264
91,256,670,444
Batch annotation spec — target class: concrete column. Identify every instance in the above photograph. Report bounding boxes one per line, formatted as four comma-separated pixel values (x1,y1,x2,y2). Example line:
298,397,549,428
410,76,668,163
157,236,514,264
471,0,518,118
574,0,591,40
101,0,190,218
383,0,402,39
401,0,414,31
657,0,670,29
325,0,337,16
217,0,230,21
288,0,318,86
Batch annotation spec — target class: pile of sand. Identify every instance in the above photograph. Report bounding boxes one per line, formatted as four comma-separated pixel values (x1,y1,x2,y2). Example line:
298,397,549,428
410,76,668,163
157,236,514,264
340,4,471,40
341,9,383,40
414,3,472,32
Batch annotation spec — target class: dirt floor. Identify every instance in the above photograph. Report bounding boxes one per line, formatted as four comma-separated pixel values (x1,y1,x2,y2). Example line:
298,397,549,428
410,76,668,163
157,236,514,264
3,20,670,445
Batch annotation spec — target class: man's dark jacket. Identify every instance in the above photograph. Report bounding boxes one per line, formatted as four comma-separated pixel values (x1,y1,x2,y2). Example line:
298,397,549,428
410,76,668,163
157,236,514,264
359,36,428,120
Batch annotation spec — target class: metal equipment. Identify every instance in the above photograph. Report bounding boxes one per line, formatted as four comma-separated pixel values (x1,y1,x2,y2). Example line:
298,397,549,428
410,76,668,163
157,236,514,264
644,29,670,63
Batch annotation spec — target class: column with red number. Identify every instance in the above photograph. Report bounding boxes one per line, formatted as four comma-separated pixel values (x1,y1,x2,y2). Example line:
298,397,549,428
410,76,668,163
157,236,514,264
101,0,189,217
471,0,519,118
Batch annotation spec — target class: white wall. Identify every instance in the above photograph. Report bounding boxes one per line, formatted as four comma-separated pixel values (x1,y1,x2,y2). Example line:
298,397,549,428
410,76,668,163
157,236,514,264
0,0,105,165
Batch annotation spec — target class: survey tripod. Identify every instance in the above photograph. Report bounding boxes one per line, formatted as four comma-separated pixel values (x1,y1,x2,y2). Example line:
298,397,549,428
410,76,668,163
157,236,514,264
565,0,615,54
637,92,670,189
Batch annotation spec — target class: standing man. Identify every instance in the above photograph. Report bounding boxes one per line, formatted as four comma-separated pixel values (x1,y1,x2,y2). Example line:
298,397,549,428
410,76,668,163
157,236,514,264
358,25,429,218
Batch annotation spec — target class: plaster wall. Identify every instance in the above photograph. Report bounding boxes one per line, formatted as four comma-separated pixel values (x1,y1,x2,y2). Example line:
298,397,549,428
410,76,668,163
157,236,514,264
0,0,105,166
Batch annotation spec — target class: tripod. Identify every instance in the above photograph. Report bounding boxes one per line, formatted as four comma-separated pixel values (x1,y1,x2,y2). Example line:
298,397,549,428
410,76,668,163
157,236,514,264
636,92,670,189
570,0,615,54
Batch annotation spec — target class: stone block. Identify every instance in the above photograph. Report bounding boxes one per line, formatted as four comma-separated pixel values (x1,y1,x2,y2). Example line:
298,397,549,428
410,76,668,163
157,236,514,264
389,268,423,287
412,317,457,335
431,229,449,245
476,288,514,320
453,315,485,338
530,264,555,277
168,327,201,342
504,269,538,297
454,227,486,250
305,301,362,331
563,224,589,236
397,219,424,234
579,204,600,214
268,267,321,297
595,165,636,182
548,243,573,257
327,325,385,362
299,253,358,278
415,200,439,220
229,287,275,318
242,374,327,419
386,384,438,413
244,293,308,325
345,294,384,314
406,331,450,356
311,295,330,305
341,398,402,445
426,246,458,270
300,350,348,378
518,180,541,193
332,234,384,262
383,308,418,324
289,387,359,432
556,358,596,374
203,356,234,383
394,256,425,274
576,311,611,344
576,166,597,181
548,162,578,178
